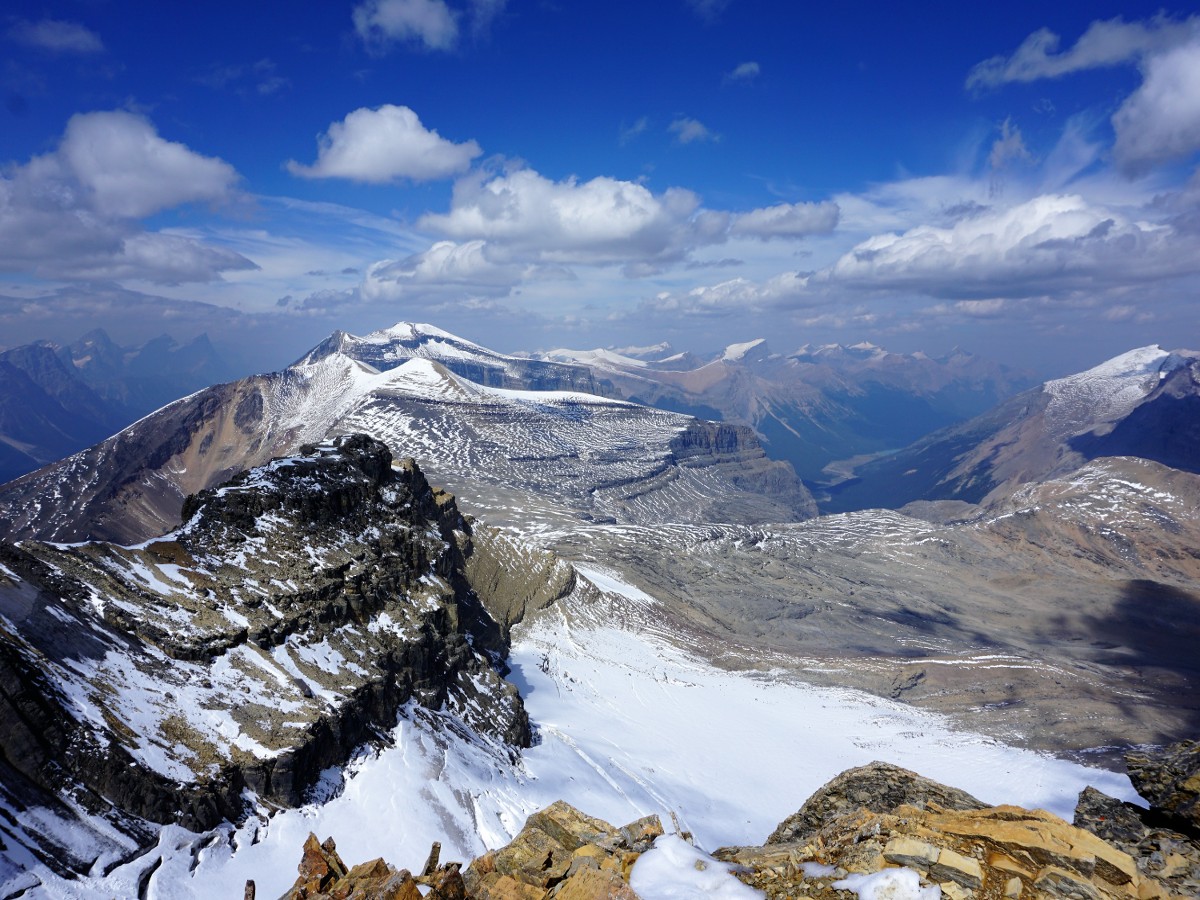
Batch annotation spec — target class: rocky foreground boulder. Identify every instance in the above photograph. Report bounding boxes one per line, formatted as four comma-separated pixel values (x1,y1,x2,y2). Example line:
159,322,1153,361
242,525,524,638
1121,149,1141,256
267,744,1200,899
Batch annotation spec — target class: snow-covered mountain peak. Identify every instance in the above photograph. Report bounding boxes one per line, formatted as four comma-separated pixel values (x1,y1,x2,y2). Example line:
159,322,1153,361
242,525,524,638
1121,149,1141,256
369,321,462,343
1043,345,1171,442
721,338,768,362
295,321,607,396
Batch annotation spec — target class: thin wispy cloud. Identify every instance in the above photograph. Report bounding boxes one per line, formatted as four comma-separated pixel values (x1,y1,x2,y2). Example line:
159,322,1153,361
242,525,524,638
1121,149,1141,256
619,116,650,146
685,0,731,22
7,19,104,54
966,14,1199,89
669,117,718,144
725,61,760,83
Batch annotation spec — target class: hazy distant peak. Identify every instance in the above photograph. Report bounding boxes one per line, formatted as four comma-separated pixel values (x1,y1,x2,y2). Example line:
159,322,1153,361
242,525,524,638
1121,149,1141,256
721,338,768,362
611,341,674,360
543,347,651,369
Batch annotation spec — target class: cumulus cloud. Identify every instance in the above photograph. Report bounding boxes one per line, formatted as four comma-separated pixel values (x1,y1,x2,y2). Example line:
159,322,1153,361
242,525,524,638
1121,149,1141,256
1112,38,1200,175
725,61,760,83
418,168,725,265
287,105,481,183
353,0,459,51
362,240,524,302
642,271,812,317
730,200,839,239
54,111,238,218
7,19,103,54
966,14,1199,89
637,189,1200,325
821,193,1198,297
0,111,253,284
669,117,718,144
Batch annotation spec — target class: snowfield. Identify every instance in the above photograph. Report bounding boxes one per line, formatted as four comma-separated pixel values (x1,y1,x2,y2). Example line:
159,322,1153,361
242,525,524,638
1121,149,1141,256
29,571,1139,899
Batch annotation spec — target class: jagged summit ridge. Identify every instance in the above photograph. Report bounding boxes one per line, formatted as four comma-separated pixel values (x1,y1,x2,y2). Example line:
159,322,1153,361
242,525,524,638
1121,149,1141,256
0,434,535,877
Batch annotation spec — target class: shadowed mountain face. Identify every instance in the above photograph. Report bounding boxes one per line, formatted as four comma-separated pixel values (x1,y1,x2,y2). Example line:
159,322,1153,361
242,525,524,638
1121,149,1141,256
824,346,1200,513
531,339,1034,484
0,329,236,485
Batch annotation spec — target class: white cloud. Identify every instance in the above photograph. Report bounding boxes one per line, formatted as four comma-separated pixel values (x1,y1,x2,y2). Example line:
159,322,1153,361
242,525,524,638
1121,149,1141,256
725,61,760,83
642,271,812,317
821,193,1197,297
0,111,253,284
419,168,723,265
362,240,524,302
669,117,718,144
353,0,459,52
1112,38,1200,175
730,201,839,239
966,15,1199,89
7,19,103,54
287,105,481,183
55,111,238,218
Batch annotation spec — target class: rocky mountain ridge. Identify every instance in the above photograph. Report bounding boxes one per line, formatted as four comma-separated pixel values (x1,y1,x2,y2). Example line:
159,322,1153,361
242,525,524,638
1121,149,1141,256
0,435,545,881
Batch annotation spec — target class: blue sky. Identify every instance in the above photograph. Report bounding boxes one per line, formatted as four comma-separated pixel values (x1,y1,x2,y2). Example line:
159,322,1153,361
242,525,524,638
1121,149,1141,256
2,1,1199,375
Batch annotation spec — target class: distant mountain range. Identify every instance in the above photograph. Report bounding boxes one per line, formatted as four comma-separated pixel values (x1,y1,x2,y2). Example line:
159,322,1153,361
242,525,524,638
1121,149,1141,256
824,345,1200,513
528,337,1035,484
0,329,236,485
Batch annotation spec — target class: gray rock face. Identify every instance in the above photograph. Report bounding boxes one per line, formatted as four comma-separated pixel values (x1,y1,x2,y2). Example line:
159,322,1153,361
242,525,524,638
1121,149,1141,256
1125,739,1200,835
765,761,987,845
0,435,530,876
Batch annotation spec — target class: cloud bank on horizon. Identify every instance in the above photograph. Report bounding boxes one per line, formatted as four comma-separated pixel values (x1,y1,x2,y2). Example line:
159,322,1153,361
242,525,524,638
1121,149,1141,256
1,1,1199,373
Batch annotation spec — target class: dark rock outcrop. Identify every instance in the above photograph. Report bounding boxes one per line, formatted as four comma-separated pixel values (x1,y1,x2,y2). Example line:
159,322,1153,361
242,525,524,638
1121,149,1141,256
0,435,532,877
